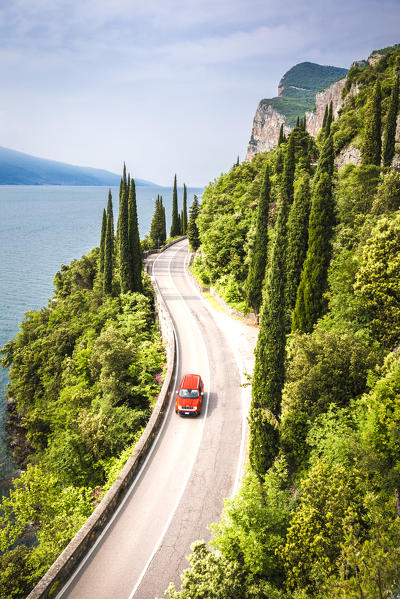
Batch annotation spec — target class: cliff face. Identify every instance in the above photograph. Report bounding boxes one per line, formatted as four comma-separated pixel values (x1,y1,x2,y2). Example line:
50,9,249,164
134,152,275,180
246,104,292,161
305,77,347,137
246,62,348,161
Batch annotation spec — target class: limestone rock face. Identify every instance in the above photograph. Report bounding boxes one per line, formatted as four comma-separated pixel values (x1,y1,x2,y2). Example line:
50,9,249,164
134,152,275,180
335,144,362,169
305,77,347,137
246,103,292,162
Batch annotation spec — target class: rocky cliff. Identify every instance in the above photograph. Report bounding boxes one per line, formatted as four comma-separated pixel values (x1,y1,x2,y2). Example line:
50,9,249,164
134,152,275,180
246,62,348,161
305,77,347,137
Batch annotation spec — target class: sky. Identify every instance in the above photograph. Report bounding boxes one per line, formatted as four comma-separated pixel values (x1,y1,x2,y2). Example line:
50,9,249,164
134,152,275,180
0,0,400,186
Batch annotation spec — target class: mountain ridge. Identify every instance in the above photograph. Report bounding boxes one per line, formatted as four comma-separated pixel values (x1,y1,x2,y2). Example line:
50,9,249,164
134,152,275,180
0,146,157,186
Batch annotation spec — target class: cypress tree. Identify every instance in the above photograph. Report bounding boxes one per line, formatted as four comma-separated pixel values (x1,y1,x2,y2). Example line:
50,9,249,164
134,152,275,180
362,80,382,166
249,179,290,477
170,174,180,237
103,198,114,295
382,73,400,167
292,172,335,333
182,183,188,234
99,208,107,274
187,195,200,251
296,116,300,128
244,163,271,313
285,173,311,313
150,197,164,248
160,196,167,244
118,184,131,293
275,148,284,175
278,124,285,145
326,101,333,135
282,133,296,205
128,178,142,293
316,133,334,179
322,105,328,131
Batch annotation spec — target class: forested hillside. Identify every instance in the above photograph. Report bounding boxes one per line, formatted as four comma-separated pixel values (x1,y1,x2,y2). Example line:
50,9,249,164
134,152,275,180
166,45,400,598
0,171,165,597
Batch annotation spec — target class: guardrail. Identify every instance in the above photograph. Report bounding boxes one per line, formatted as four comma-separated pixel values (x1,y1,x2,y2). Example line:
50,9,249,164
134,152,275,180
27,247,178,599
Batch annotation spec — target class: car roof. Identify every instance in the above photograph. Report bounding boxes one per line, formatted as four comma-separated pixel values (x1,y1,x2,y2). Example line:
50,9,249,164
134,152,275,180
182,374,200,388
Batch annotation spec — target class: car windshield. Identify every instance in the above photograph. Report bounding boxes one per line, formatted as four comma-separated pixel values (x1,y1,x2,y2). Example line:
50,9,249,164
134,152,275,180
179,388,199,399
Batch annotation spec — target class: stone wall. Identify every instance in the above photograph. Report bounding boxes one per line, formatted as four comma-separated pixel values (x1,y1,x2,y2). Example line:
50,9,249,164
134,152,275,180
26,250,177,599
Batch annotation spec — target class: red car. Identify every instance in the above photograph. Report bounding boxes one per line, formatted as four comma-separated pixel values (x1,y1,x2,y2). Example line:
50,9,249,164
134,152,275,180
175,374,204,416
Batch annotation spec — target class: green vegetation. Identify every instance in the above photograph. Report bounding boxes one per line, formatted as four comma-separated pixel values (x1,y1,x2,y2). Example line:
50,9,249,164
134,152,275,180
0,167,165,597
170,174,180,237
173,44,400,598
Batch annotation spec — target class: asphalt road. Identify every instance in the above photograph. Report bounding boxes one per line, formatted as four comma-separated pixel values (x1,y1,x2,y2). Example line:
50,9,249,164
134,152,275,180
57,239,245,599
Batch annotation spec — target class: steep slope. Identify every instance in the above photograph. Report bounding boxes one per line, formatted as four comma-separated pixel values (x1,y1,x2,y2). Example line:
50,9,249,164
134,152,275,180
0,146,157,186
246,62,348,160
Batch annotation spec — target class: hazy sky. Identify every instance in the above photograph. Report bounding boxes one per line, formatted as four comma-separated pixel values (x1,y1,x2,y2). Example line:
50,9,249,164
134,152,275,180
1,1,399,186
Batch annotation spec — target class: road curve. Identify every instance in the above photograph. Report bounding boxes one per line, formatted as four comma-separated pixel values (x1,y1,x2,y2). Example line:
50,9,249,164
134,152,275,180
57,239,245,599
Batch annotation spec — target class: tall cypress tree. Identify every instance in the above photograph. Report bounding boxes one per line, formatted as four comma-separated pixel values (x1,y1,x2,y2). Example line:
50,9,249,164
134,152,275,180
103,198,114,295
326,101,333,135
322,105,328,131
382,73,400,167
150,197,164,248
249,179,290,477
160,196,167,244
316,133,334,179
107,190,114,258
182,183,188,234
282,133,296,205
118,184,131,293
244,163,271,314
128,178,142,293
187,195,200,251
292,172,335,333
285,173,311,313
99,208,107,275
278,124,285,145
170,174,180,237
362,80,382,166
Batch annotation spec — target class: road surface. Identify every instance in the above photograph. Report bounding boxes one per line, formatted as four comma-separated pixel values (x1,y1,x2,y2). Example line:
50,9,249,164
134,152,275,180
57,239,246,599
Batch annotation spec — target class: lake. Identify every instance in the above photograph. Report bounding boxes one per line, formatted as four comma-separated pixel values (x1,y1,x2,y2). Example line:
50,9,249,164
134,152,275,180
0,184,203,478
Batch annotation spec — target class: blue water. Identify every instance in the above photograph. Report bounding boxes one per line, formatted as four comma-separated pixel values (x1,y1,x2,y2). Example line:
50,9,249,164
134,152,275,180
0,185,203,477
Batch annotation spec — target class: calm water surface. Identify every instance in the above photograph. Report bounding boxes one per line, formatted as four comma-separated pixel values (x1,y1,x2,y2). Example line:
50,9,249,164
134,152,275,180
0,184,202,477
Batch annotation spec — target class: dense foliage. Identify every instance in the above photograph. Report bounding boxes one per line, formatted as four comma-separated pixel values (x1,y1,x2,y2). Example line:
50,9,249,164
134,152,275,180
178,44,400,598
0,172,165,596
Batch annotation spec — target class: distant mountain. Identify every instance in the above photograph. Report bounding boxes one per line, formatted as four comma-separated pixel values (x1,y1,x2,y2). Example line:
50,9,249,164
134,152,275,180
0,146,157,186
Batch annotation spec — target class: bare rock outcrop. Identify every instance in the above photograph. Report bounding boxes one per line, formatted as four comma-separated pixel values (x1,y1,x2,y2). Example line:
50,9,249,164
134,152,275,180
246,104,291,161
305,77,347,137
335,144,362,169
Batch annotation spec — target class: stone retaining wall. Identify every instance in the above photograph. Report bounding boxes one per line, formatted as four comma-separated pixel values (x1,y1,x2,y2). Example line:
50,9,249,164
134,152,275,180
27,251,176,599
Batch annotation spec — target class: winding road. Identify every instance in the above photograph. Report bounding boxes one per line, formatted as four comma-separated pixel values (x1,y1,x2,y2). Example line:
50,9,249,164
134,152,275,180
56,239,249,599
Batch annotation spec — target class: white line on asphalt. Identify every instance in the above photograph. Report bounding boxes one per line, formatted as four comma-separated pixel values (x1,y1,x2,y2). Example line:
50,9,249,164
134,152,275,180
128,245,211,599
182,246,248,498
55,250,180,599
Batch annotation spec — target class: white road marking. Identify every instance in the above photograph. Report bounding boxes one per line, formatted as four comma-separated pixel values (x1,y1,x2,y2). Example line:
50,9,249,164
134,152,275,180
55,250,180,599
127,246,211,598
182,248,248,498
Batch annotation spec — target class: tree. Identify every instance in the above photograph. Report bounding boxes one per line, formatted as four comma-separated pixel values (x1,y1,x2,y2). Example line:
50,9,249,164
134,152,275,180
292,172,335,333
362,80,382,166
278,124,286,145
249,155,291,476
382,73,399,167
316,133,334,179
326,100,333,135
187,195,200,251
170,174,180,237
150,197,164,249
244,163,271,313
99,208,107,275
118,184,131,293
354,212,400,348
182,183,188,234
285,173,311,313
128,179,142,292
161,196,167,244
103,195,114,295
281,133,295,205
